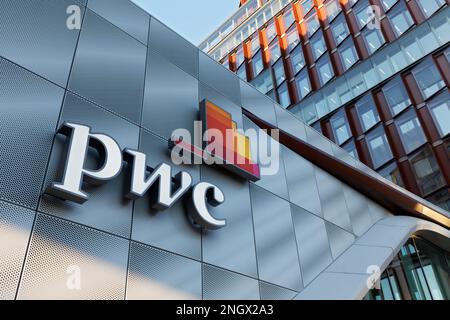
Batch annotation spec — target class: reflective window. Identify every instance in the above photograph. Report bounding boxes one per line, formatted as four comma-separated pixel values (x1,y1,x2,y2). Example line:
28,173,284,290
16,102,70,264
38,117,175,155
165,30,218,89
363,28,385,54
366,125,393,168
343,139,359,159
330,110,352,145
354,0,371,29
310,32,327,61
412,58,445,100
284,8,295,28
273,59,286,86
253,50,264,76
250,69,273,94
269,39,282,63
410,146,445,195
379,162,404,187
325,0,342,22
236,46,245,67
381,0,398,11
416,0,446,18
266,23,277,42
287,27,300,52
237,63,247,80
251,36,261,55
291,45,306,73
426,188,450,212
396,109,427,154
339,38,359,70
277,81,291,108
317,55,334,85
382,76,411,116
305,13,320,37
388,1,414,37
355,95,380,132
301,0,314,13
428,91,450,137
331,15,350,45
295,69,311,100
221,57,229,69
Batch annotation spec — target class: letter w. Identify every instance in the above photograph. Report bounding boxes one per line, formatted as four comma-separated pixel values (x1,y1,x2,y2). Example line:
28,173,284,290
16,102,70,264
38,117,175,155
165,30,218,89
123,149,192,210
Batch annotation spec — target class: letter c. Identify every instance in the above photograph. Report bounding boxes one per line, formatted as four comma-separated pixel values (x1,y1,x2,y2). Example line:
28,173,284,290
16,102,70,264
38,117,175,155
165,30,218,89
186,182,226,230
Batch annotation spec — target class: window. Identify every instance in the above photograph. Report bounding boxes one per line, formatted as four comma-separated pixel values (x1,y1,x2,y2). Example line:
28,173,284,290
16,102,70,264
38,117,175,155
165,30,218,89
379,162,404,187
277,82,291,108
381,0,398,11
416,0,446,18
317,55,334,85
266,23,277,42
396,109,427,153
339,38,358,70
325,0,342,22
251,36,261,54
363,28,385,54
331,15,350,45
252,50,264,76
295,69,311,100
330,111,352,145
237,63,247,80
355,95,380,132
354,0,371,29
305,13,320,37
366,125,393,168
388,1,414,37
310,32,327,61
301,0,314,13
291,45,306,73
410,146,445,195
287,27,300,52
428,91,450,137
236,46,245,67
426,189,450,211
269,40,281,63
284,9,295,28
273,59,286,86
221,57,229,70
382,76,411,116
412,59,445,100
250,69,273,94
343,140,359,159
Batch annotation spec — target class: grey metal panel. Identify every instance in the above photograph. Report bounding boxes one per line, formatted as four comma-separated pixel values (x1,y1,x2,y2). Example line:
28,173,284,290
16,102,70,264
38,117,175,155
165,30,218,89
201,166,258,278
243,117,289,200
0,0,83,87
315,167,353,232
325,222,356,260
18,213,129,300
291,204,333,286
342,186,372,237
131,129,201,260
367,201,391,223
199,51,241,106
126,243,202,300
259,281,297,300
282,146,322,217
74,0,87,6
0,57,64,209
0,201,35,300
355,224,411,250
88,0,150,45
274,106,307,141
249,185,302,291
199,83,244,128
304,125,333,155
39,92,139,238
68,9,146,124
149,18,199,78
142,49,199,139
331,143,358,167
326,245,393,274
203,264,260,300
240,80,277,126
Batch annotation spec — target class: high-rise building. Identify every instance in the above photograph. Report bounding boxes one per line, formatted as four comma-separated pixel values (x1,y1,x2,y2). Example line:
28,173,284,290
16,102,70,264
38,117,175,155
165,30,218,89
200,0,450,210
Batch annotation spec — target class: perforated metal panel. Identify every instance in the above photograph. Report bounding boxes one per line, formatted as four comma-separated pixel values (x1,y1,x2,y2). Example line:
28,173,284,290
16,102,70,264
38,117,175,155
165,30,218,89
202,264,260,300
0,201,35,300
0,57,64,209
126,242,202,300
17,214,129,300
259,281,297,300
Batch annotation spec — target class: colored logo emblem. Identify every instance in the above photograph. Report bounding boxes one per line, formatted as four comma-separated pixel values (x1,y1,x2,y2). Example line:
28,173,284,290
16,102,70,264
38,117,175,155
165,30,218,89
170,100,261,181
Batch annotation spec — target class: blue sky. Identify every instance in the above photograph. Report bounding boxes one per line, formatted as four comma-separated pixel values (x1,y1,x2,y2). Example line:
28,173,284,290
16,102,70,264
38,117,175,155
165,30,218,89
131,0,238,45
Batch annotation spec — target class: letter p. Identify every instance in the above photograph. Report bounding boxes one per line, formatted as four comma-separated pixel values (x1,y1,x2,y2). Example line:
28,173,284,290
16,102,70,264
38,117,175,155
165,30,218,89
46,122,123,204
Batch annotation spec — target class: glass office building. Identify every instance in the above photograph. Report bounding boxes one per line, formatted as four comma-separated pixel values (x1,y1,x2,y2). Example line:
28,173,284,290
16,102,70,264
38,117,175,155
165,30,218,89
0,0,448,300
200,0,450,211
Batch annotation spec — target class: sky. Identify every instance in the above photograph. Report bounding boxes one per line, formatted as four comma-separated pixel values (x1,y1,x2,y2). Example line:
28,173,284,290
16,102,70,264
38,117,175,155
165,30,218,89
131,0,239,45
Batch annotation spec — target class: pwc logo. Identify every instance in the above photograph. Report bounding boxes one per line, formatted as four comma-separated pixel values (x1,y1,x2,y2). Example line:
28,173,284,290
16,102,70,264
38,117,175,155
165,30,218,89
169,100,261,182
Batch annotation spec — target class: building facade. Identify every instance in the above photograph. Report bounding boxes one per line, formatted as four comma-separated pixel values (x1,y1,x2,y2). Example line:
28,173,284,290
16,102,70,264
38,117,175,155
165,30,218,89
0,0,449,300
200,0,450,211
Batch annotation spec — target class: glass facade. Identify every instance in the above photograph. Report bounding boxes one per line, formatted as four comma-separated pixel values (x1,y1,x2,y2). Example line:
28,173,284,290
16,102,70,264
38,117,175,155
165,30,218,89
365,238,450,300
